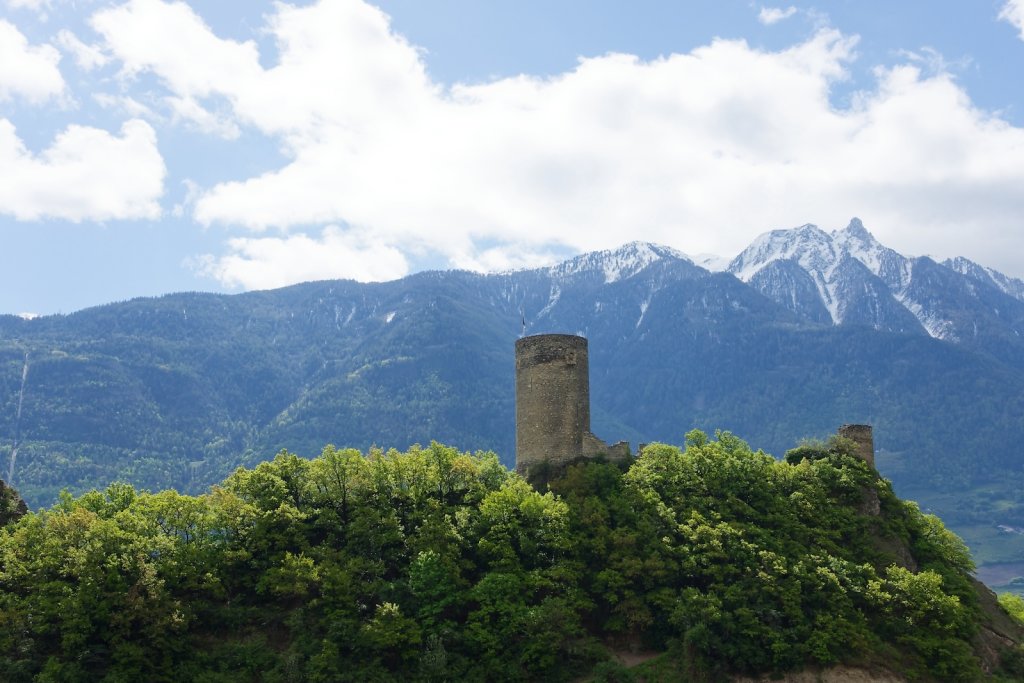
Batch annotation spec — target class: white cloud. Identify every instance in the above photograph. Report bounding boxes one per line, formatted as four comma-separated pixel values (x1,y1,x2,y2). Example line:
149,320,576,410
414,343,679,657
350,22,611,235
453,245,567,274
171,178,200,218
0,119,166,221
195,226,409,289
91,0,432,143
164,95,240,139
92,0,262,98
1000,0,1024,39
5,0,50,11
93,92,159,119
758,6,798,25
90,0,1024,283
0,19,65,103
895,47,971,77
54,29,109,70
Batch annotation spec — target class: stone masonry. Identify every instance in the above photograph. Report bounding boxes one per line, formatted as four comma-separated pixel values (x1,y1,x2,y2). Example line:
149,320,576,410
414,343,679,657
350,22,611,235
838,423,875,468
515,334,629,481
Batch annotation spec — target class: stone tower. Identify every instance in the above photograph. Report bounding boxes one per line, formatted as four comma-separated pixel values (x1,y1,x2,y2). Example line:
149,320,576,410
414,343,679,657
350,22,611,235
838,424,875,468
515,334,591,478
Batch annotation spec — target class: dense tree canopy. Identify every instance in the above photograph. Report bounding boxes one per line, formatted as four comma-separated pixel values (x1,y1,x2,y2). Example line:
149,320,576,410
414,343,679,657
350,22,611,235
0,435,1020,681
0,480,26,528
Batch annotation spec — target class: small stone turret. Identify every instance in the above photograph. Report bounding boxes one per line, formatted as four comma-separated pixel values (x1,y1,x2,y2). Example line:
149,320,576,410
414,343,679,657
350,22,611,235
838,424,875,468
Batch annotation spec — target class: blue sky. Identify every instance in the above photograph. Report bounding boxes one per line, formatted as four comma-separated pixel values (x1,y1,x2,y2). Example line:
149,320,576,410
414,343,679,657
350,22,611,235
2,0,1024,315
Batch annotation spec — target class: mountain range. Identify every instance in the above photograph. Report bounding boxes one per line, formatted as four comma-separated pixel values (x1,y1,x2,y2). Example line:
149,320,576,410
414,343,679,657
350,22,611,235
729,218,1024,358
3,218,1024,578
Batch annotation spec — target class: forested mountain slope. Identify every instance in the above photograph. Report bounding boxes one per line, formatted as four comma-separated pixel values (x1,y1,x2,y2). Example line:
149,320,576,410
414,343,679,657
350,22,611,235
2,226,1024,578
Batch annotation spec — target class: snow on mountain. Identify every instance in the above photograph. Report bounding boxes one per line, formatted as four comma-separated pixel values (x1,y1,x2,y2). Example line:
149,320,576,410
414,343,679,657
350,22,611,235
547,241,694,283
944,256,1024,303
730,222,853,324
832,218,913,291
729,224,835,282
726,219,947,337
747,258,832,324
725,217,1024,346
504,222,1024,351
686,253,730,272
896,295,956,340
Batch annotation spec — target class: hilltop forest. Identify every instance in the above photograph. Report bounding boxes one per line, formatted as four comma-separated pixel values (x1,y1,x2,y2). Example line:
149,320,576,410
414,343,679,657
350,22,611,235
1,433,1022,681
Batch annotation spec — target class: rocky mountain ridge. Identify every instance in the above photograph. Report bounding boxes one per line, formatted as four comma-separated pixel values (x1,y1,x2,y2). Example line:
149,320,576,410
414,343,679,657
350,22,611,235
723,219,1024,355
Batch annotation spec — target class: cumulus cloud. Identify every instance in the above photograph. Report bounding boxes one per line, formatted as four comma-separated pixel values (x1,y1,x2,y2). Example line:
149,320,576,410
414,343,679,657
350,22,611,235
54,29,109,70
91,0,1024,282
194,226,409,289
164,95,240,139
1000,0,1024,39
0,119,166,221
0,19,64,103
90,0,427,143
758,6,798,25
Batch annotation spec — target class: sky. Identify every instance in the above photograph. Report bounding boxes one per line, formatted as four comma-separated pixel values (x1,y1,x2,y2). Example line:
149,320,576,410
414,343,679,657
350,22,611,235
2,0,1024,316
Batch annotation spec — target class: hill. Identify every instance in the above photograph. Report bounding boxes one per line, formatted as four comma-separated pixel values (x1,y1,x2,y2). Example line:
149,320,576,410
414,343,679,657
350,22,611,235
1,435,1022,681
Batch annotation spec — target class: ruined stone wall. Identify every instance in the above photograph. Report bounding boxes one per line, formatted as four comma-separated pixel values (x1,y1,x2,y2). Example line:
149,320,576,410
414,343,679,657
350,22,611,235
582,432,631,463
838,424,875,468
515,334,590,478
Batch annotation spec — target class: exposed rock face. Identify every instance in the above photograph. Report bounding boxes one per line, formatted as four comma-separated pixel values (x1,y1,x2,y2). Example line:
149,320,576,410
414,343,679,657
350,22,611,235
870,533,919,572
970,577,1024,674
857,486,882,517
0,478,28,527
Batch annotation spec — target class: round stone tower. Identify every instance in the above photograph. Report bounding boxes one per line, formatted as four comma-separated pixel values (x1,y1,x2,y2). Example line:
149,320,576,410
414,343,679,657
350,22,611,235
515,334,591,478
838,424,875,468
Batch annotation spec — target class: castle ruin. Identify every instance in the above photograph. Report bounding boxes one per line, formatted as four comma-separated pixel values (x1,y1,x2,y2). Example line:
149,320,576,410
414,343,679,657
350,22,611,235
514,334,876,482
838,423,875,468
514,334,629,482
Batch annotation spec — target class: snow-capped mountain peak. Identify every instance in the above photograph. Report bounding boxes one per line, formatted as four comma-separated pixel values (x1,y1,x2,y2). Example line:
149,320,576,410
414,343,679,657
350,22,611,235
728,219,920,329
520,223,1024,349
833,218,877,262
728,223,854,322
725,218,1024,344
835,216,871,241
728,224,835,283
548,241,692,283
831,218,911,290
